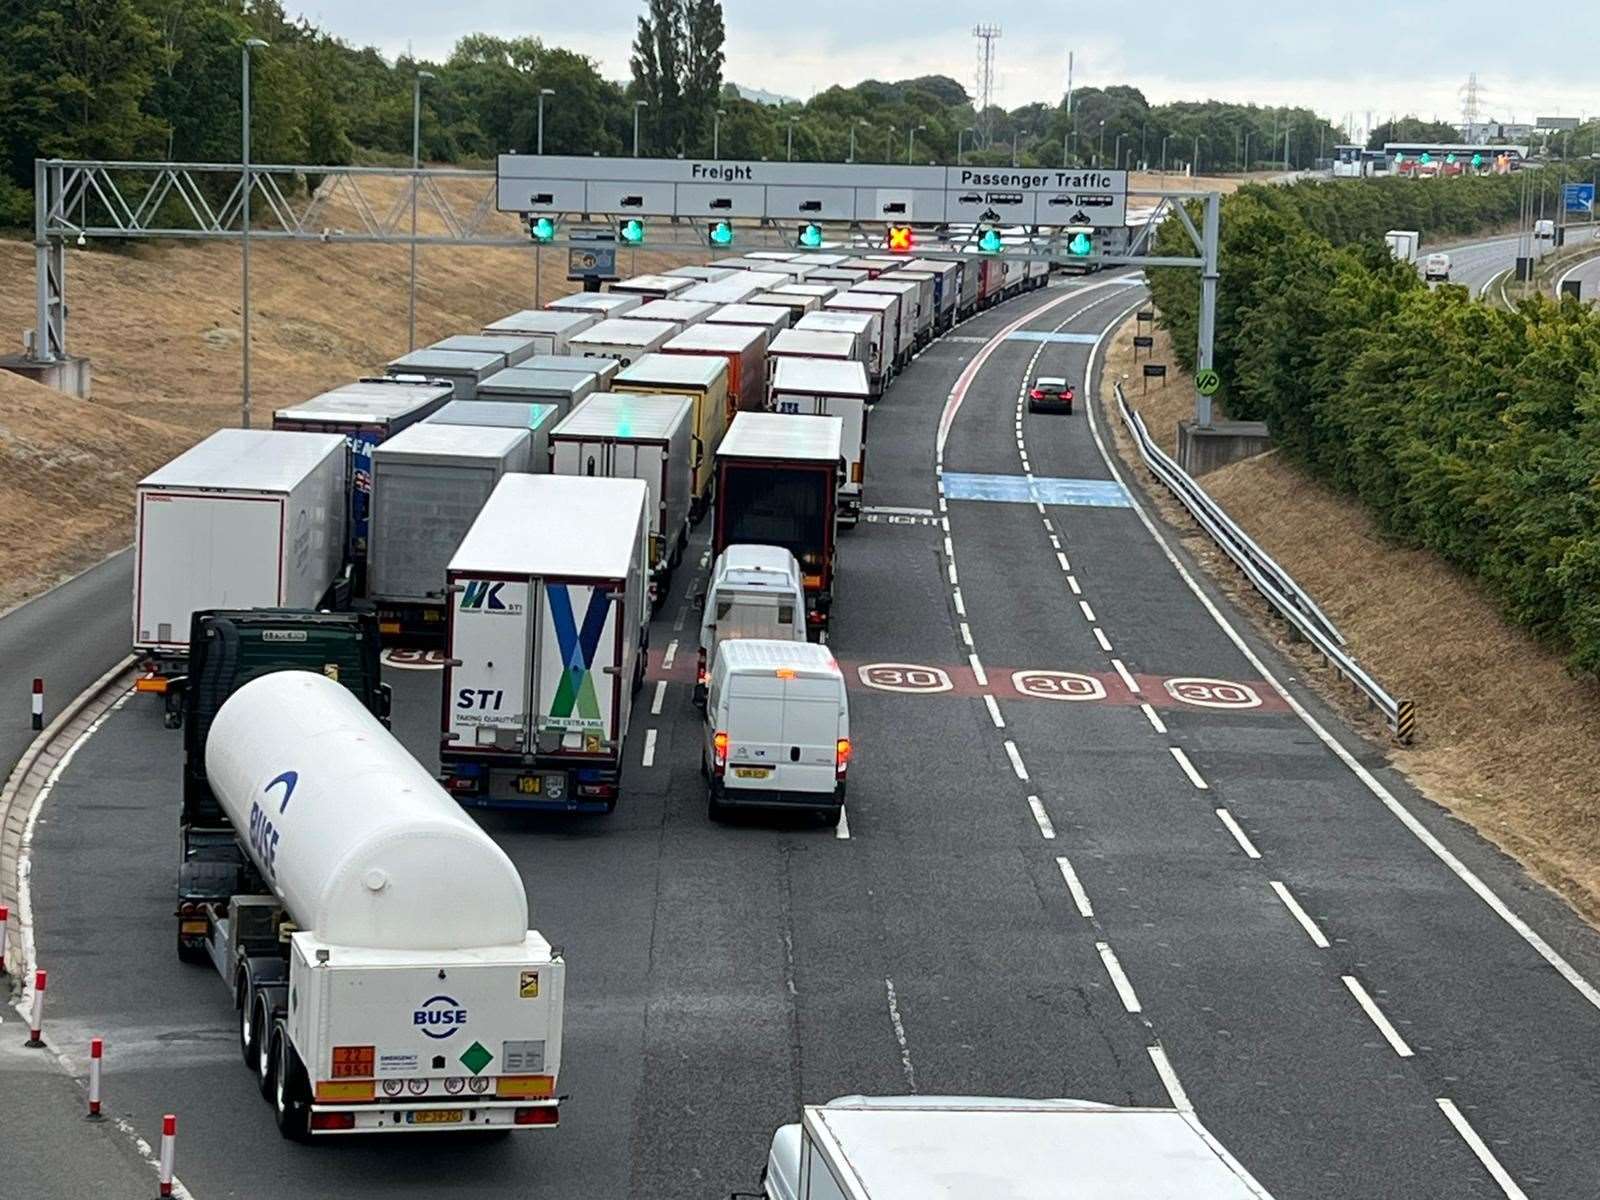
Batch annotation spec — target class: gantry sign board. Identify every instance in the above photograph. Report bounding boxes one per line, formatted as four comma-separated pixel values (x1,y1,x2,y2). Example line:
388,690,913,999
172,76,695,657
496,156,1129,228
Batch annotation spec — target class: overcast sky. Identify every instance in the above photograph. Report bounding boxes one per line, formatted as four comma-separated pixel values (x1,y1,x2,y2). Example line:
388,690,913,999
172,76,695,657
303,1,1600,136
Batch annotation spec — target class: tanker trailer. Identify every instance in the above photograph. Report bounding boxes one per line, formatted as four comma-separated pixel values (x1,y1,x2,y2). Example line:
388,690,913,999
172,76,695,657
202,670,564,1140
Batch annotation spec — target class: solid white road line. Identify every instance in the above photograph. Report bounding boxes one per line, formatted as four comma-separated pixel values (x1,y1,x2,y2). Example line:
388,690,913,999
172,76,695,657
836,806,851,840
1042,518,1054,533
1169,746,1208,789
1436,1099,1529,1200
1057,551,1071,572
947,562,958,585
1141,703,1167,733
1056,856,1094,917
1342,975,1414,1057
960,621,974,647
1067,575,1081,595
1270,881,1331,948
1004,739,1030,781
1082,300,1600,1017
662,640,678,669
651,680,667,715
641,729,658,768
969,654,988,687
884,978,917,1092
1027,795,1057,839
1215,808,1261,858
943,535,954,560
984,694,1005,729
1112,658,1141,694
952,588,966,616
1093,627,1113,652
1096,942,1143,1013
1147,1045,1194,1112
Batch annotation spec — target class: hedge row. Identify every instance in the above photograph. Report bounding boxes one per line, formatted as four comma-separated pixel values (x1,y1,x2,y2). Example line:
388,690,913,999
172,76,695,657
1147,175,1600,673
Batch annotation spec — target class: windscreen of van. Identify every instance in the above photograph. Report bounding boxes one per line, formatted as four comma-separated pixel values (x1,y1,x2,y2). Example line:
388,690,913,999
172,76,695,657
715,594,798,642
721,466,829,563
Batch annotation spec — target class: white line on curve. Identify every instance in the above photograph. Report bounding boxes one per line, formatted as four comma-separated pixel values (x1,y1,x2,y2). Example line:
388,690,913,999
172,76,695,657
1141,703,1167,733
1342,975,1414,1057
1004,739,1030,781
953,588,966,617
1147,1045,1194,1112
884,978,917,1091
1436,1099,1529,1200
1169,746,1208,789
1079,599,1097,622
1093,628,1113,652
1067,576,1082,595
1270,881,1331,948
1215,808,1261,858
969,654,988,687
1096,942,1143,1013
1056,856,1094,917
1028,795,1057,839
1057,551,1071,572
960,621,974,648
984,694,1005,728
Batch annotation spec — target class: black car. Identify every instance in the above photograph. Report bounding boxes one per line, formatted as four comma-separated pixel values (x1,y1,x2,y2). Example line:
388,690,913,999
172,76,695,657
1028,375,1075,414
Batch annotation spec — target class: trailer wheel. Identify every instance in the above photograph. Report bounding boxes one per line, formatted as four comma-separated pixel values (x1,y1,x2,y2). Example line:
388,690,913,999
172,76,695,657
238,976,257,1066
272,1026,312,1142
254,996,276,1098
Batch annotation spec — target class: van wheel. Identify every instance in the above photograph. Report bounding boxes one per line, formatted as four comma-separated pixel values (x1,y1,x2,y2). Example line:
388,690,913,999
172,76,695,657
817,806,842,829
707,782,727,822
272,1026,312,1142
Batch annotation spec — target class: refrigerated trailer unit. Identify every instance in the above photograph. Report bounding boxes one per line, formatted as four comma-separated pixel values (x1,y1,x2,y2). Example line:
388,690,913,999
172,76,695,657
775,282,842,304
705,302,792,336
475,366,598,418
826,291,904,373
769,358,871,527
545,292,641,318
612,352,731,519
550,392,694,603
429,334,538,369
663,322,770,419
796,311,884,397
133,429,348,692
481,309,599,352
676,278,762,306
901,259,962,332
665,265,737,283
367,423,532,642
748,291,820,324
630,299,717,329
196,670,564,1139
385,348,505,399
854,278,927,350
714,412,844,637
440,474,650,813
568,318,678,368
426,400,560,470
608,273,695,301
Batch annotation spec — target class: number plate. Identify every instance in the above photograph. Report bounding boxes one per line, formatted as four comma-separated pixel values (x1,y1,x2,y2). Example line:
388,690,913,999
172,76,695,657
514,776,542,795
734,767,771,779
408,1109,464,1125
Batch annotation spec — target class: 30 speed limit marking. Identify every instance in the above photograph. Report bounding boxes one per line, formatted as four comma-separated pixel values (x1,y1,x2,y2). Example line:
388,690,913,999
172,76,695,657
1010,670,1107,702
381,648,447,671
857,663,953,693
1164,677,1261,709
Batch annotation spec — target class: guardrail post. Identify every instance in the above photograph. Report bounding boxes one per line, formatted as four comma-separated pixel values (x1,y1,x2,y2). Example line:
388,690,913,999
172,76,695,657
1395,700,1417,745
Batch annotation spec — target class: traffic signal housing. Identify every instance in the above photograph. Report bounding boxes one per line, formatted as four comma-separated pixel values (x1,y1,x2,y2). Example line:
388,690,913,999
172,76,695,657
528,216,556,243
886,225,914,253
618,217,646,246
977,226,1004,254
709,220,734,248
1066,230,1093,258
798,223,824,249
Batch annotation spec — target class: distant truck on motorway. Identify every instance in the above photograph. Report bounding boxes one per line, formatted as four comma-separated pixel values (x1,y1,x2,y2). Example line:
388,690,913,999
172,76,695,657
796,311,885,397
612,352,732,520
714,412,844,638
1385,229,1420,264
750,1096,1275,1199
192,669,564,1139
769,358,871,527
133,429,349,718
439,474,650,813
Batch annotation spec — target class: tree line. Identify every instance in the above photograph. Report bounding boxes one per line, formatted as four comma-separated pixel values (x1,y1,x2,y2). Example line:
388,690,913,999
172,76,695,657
1,0,1351,227
1146,171,1600,675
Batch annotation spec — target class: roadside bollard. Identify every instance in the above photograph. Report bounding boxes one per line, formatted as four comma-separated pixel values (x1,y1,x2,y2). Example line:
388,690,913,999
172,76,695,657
158,1114,177,1198
25,969,47,1046
87,1037,104,1119
31,677,44,730
0,903,9,975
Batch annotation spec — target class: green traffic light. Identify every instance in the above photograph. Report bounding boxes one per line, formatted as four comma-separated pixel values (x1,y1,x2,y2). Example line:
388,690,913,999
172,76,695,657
1068,231,1093,256
1420,152,1432,165
709,220,734,247
619,218,646,245
529,216,556,243
798,223,823,249
1472,153,1484,168
977,227,1004,254
1446,153,1457,164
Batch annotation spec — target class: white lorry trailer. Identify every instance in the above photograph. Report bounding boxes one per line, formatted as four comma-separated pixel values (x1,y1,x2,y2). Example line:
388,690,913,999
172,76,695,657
568,317,679,367
202,670,565,1139
854,278,927,351
549,392,695,604
385,348,505,399
755,1096,1274,1199
366,423,532,643
796,311,883,397
480,309,598,352
825,292,902,375
545,292,641,318
425,399,560,470
439,474,650,813
430,334,539,369
769,358,871,527
134,429,348,688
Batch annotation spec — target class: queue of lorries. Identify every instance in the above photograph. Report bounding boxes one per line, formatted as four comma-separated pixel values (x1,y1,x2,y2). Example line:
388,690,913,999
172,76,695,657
118,237,1269,1195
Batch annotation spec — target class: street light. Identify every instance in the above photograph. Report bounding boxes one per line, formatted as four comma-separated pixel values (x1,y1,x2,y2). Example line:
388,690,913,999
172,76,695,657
959,126,977,165
1242,131,1251,174
885,126,896,162
240,36,267,430
537,88,554,154
1097,119,1106,168
848,118,869,164
787,116,799,162
633,100,647,157
1114,133,1125,174
1012,128,1029,168
714,108,726,158
407,69,435,352
1161,133,1172,173
908,124,926,165
1193,134,1206,176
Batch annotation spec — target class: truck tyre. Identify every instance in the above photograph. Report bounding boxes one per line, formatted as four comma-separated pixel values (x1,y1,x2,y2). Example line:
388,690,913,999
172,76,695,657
254,996,276,1097
272,1026,312,1142
238,975,257,1066
707,781,727,822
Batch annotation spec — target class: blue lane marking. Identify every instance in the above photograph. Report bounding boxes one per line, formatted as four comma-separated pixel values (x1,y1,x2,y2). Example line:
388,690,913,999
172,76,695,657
1004,331,1101,345
943,472,1131,508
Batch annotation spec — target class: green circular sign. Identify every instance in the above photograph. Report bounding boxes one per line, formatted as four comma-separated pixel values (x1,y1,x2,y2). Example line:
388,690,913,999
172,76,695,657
1195,368,1221,396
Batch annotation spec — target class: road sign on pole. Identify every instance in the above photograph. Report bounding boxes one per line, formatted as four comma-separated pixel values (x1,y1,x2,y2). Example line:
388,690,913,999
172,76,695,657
1564,183,1595,213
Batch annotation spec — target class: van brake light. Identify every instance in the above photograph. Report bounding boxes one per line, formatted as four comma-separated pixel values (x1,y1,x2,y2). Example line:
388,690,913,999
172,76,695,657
835,737,851,777
712,731,729,776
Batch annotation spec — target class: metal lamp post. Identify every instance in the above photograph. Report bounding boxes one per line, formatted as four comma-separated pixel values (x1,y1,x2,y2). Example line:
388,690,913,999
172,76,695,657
1097,119,1106,167
1242,131,1251,174
885,126,895,163
633,100,647,156
1013,128,1029,168
407,69,434,352
908,124,926,165
714,109,726,158
959,126,976,165
849,118,869,164
1161,133,1172,173
1114,133,1125,174
537,88,554,154
787,117,798,162
240,37,267,429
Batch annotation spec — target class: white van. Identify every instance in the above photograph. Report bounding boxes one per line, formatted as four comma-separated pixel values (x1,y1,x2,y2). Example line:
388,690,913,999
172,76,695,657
698,545,807,703
703,639,850,824
1423,252,1451,282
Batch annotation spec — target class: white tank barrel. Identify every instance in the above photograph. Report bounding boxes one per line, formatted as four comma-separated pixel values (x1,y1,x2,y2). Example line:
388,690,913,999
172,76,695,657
206,671,528,950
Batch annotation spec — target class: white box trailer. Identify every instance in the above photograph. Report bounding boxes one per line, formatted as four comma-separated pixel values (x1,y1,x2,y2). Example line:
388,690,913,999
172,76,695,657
134,429,347,667
426,400,559,471
806,268,869,287
568,318,678,367
480,310,599,353
440,474,650,813
386,348,505,399
795,253,850,268
203,671,565,1139
770,358,871,526
749,292,820,323
367,423,532,640
677,278,762,306
855,278,927,350
714,268,791,293
757,1097,1275,1200
550,392,694,600
885,271,939,342
663,322,770,418
631,298,717,328
431,334,539,369
519,354,624,387
902,259,962,331
775,282,841,304
770,327,861,365
796,312,884,397
706,302,791,336
665,265,737,282
608,273,695,300
546,292,641,318
827,291,904,372
477,366,598,417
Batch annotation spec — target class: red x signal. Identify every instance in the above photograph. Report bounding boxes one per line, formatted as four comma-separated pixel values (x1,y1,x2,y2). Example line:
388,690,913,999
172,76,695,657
887,225,914,253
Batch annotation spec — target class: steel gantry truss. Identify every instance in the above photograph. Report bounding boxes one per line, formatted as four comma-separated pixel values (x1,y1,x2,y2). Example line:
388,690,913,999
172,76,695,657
29,157,1219,423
